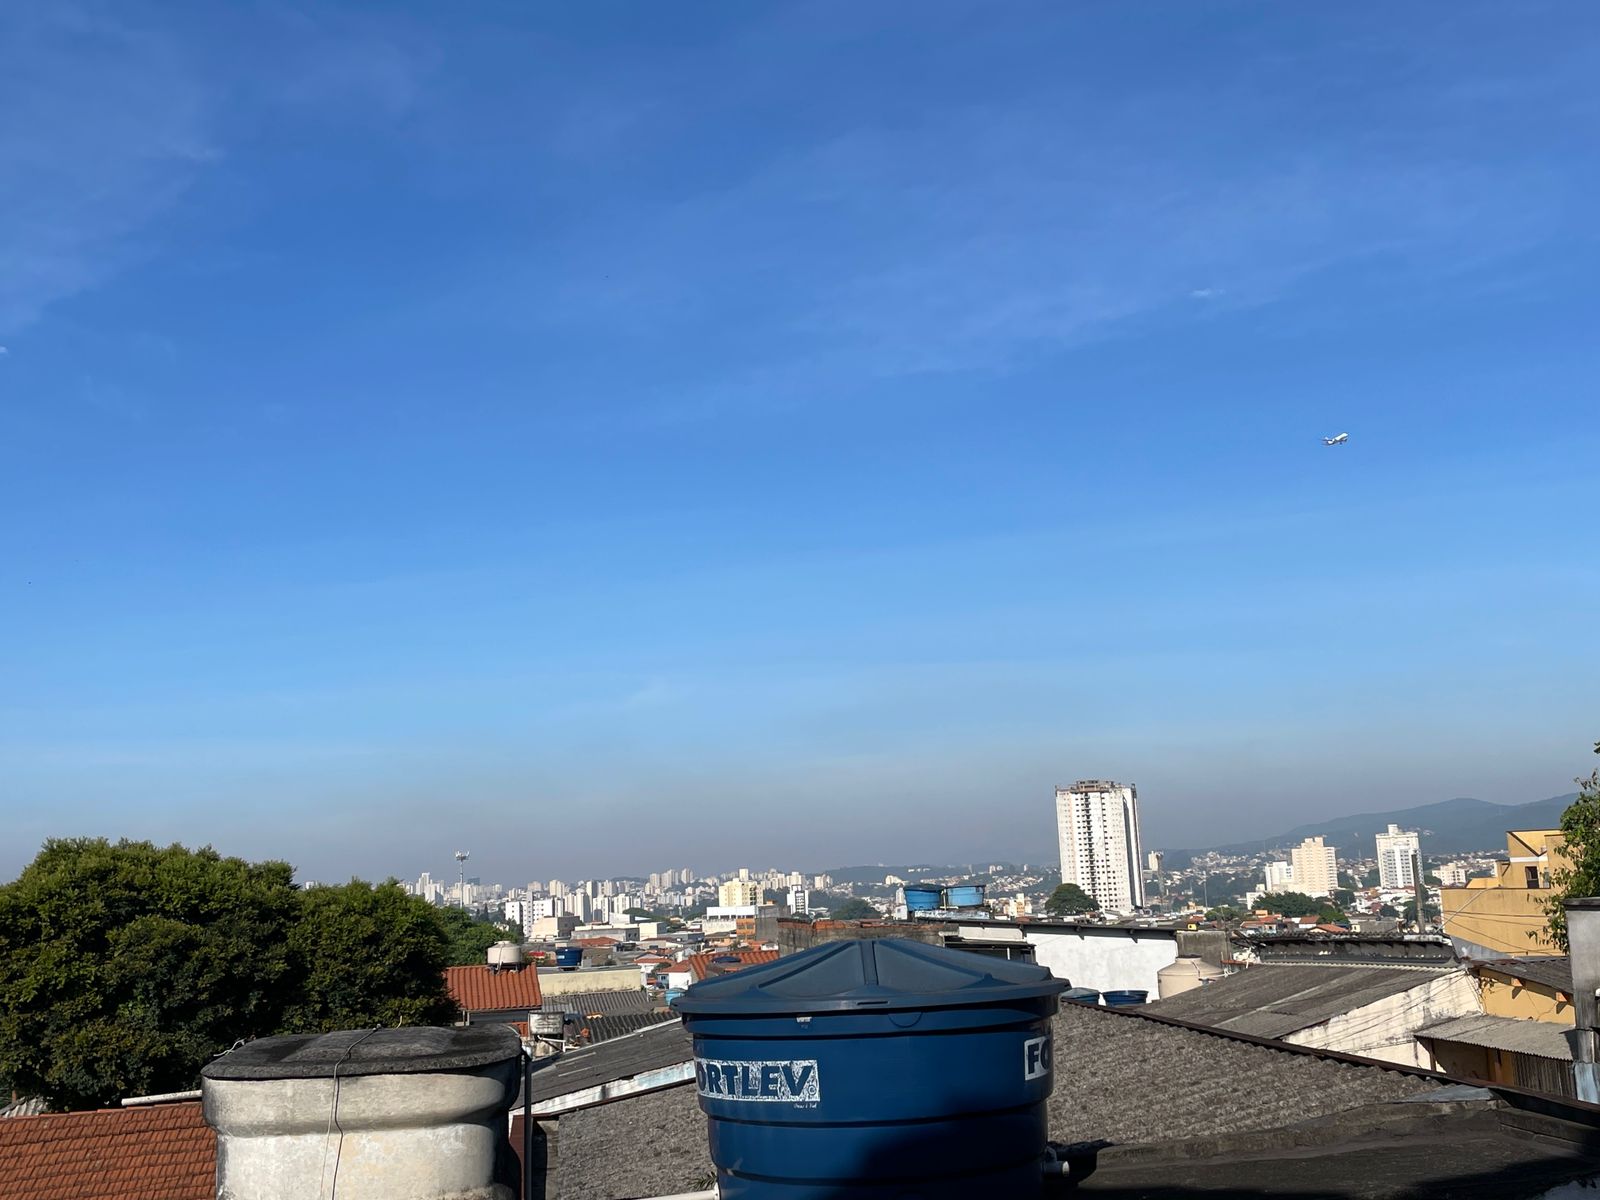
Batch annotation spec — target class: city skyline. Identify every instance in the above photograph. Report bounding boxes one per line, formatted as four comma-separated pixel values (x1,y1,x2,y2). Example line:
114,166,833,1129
0,773,1583,886
3,4,1597,883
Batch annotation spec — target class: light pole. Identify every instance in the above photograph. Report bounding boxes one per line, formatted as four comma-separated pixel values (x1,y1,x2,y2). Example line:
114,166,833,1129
455,850,470,912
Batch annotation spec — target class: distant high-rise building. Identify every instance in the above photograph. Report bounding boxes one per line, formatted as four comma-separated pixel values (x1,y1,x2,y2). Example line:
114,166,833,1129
1375,824,1421,889
1438,862,1470,888
718,879,762,907
1146,851,1164,873
1290,837,1338,899
1263,860,1295,893
787,888,811,915
1055,780,1145,912
737,867,750,882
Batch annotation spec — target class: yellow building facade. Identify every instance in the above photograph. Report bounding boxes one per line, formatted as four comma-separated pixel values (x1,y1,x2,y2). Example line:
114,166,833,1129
1440,829,1568,956
1474,962,1573,1024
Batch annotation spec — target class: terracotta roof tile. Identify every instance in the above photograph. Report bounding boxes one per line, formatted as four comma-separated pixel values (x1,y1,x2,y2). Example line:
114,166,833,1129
0,1102,214,1200
445,964,543,1014
687,950,780,983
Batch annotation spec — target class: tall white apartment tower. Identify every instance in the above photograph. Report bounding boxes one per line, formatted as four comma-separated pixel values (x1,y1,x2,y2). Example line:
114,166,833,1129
1055,780,1145,911
1375,823,1421,889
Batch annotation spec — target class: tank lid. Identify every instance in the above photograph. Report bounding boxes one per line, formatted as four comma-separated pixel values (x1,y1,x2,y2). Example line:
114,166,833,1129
202,1025,520,1081
672,939,1063,1014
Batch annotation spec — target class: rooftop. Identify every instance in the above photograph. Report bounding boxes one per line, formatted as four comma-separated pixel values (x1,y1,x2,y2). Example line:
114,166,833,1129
0,1102,214,1200
531,1000,1600,1200
444,962,544,1014
1478,955,1574,994
1143,963,1453,1038
684,948,780,982
1417,1013,1577,1060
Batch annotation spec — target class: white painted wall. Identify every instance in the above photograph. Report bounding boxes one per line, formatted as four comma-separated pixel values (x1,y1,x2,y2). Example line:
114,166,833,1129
1283,970,1481,1068
977,924,1182,995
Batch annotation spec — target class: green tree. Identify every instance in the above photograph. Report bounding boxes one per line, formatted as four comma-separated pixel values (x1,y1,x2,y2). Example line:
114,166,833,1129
0,841,469,1111
830,898,881,921
1541,741,1600,952
1257,891,1323,918
1315,904,1348,925
279,881,457,1032
0,839,299,1111
1044,883,1098,917
1204,905,1244,923
1331,888,1356,909
435,906,521,966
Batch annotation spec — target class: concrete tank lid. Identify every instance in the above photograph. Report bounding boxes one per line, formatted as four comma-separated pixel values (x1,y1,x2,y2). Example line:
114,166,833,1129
202,1025,521,1081
672,939,1063,1015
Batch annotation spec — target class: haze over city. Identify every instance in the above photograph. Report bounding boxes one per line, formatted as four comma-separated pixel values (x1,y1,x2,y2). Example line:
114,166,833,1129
3,3,1597,885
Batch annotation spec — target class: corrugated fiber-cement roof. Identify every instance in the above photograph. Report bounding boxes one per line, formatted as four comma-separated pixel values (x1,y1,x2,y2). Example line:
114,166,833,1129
523,1018,692,1106
0,1101,215,1200
1417,1014,1577,1061
1142,964,1451,1038
545,996,1447,1200
1049,1001,1436,1145
1481,956,1573,995
538,989,657,1017
444,963,543,1014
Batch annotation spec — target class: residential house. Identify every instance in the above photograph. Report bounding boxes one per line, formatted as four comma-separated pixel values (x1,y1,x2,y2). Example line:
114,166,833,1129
1442,829,1568,957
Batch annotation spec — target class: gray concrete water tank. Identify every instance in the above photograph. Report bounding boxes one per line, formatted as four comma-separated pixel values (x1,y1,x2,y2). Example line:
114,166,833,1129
201,1025,522,1200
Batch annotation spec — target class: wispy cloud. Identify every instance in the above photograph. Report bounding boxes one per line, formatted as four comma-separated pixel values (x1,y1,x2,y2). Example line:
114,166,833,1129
0,7,211,335
0,6,436,338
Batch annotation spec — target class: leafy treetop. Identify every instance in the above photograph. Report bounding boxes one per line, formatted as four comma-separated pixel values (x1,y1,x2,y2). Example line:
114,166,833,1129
0,839,458,1110
1540,740,1600,953
1044,883,1097,917
830,898,881,921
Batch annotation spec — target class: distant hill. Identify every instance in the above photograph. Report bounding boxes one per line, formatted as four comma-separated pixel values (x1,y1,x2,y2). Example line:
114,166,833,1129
817,863,1025,885
1179,792,1579,862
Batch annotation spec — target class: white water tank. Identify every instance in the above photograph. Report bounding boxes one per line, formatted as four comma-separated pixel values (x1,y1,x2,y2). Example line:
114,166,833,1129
1156,955,1224,999
487,940,525,970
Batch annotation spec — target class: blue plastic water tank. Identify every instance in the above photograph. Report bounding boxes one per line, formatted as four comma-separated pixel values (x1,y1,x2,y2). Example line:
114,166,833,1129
673,939,1064,1199
944,884,986,909
1062,987,1101,1005
1101,989,1148,1007
553,946,583,970
903,887,942,912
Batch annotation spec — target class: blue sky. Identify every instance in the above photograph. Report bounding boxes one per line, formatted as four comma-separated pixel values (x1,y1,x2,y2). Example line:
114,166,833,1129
2,3,1597,884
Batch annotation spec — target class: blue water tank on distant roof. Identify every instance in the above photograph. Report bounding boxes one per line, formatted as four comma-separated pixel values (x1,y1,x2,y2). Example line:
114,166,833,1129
1062,987,1101,1005
903,886,942,912
944,884,987,909
1102,989,1148,1007
672,939,1064,1199
554,946,583,970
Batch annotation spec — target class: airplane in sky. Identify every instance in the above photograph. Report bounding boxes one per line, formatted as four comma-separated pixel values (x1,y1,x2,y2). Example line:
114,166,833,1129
1322,432,1349,446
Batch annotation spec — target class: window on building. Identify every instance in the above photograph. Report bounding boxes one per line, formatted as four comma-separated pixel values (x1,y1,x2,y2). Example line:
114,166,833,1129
1525,866,1540,889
